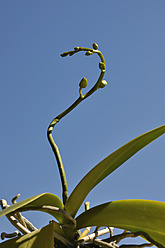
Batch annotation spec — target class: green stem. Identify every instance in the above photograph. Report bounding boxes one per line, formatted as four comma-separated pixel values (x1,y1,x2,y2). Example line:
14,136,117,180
47,43,107,205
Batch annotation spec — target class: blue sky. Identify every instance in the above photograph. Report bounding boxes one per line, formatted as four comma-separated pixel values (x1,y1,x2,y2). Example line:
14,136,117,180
0,0,165,243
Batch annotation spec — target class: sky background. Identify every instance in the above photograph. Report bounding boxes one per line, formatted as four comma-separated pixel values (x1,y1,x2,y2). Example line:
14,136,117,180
0,0,165,245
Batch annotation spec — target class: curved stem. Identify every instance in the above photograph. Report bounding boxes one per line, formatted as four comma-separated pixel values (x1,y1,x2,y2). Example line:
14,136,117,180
47,43,107,205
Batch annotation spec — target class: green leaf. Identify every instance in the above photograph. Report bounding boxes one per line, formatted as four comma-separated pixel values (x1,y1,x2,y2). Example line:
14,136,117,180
76,199,165,246
0,193,64,223
0,223,54,248
65,125,165,217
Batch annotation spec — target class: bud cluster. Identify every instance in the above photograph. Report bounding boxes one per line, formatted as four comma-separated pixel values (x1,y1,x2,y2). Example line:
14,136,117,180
60,43,107,97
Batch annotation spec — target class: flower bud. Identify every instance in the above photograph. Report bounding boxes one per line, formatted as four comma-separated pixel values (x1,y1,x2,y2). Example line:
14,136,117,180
99,62,106,71
60,52,69,57
92,43,99,50
99,80,107,88
69,51,75,56
85,51,93,56
79,77,88,89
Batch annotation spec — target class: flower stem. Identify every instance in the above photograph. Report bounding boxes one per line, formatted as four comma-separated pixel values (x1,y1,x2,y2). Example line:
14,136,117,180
47,43,107,205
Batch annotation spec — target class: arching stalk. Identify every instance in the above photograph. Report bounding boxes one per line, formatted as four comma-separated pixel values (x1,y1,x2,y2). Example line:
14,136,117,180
47,43,107,204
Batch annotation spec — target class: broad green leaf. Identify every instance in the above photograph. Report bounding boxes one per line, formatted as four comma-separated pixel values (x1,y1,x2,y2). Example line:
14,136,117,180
76,199,165,246
65,125,165,217
0,193,64,223
0,223,54,248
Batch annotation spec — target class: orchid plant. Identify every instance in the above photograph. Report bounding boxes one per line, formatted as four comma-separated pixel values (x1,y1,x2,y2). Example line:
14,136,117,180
0,43,165,248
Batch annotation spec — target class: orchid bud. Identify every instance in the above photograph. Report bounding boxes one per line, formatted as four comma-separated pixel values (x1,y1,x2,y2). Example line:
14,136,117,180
99,80,107,88
99,62,106,71
69,51,75,56
85,51,93,56
79,77,88,89
92,43,99,50
74,47,79,51
60,52,69,57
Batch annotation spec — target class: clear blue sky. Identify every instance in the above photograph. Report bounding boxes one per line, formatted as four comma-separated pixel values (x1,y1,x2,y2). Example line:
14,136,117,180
0,0,165,242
